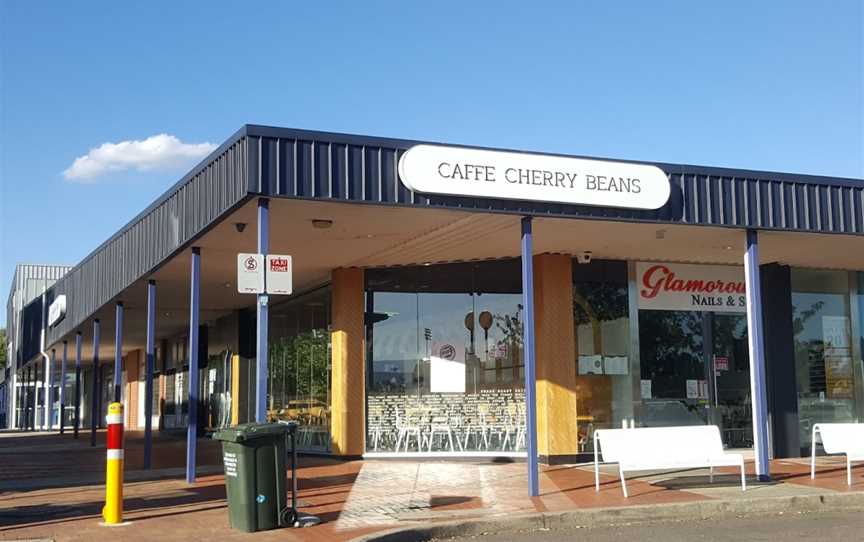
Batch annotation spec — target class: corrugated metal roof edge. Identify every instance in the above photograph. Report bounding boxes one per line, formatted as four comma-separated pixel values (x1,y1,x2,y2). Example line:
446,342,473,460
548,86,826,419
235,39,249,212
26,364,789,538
19,125,864,336
244,124,864,189
5,264,74,310
45,123,864,290
54,125,251,282
40,193,255,349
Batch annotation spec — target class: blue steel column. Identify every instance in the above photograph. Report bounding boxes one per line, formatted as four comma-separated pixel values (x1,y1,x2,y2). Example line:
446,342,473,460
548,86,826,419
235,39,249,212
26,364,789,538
256,198,269,423
744,229,771,481
90,319,100,447
24,367,30,430
520,217,539,497
144,279,156,469
41,291,50,431
31,365,37,431
74,332,82,438
45,349,54,431
114,302,123,402
60,341,67,434
27,366,33,431
187,248,201,483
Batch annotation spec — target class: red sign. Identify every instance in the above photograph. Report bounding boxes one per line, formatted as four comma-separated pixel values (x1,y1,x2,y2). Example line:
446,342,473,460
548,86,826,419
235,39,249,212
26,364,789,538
640,264,745,299
265,254,293,295
714,356,729,371
636,262,747,313
269,257,289,273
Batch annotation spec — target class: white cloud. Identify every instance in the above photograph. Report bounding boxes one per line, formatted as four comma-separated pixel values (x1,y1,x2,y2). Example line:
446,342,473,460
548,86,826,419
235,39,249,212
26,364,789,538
63,134,217,181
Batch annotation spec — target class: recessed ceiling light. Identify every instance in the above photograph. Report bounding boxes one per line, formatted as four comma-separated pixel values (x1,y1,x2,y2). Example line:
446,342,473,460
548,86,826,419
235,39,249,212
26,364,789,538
312,219,333,229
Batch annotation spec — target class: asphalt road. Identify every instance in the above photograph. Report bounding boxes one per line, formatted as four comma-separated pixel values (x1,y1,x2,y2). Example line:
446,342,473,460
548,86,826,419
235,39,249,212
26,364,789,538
431,510,864,542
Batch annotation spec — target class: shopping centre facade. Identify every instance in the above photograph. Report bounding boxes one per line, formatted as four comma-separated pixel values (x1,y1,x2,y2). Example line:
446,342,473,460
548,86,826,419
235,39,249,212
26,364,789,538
4,125,863,473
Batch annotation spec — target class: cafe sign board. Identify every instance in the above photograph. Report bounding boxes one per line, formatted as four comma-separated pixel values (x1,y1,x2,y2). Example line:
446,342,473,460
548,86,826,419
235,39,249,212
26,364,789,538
398,144,671,210
637,262,746,313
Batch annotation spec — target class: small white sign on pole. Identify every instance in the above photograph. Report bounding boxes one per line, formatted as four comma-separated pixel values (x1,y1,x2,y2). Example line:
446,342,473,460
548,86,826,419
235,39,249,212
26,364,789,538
265,255,293,295
237,253,265,294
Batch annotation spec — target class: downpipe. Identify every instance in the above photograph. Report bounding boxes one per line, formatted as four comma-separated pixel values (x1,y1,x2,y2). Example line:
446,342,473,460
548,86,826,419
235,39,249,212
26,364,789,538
39,290,51,432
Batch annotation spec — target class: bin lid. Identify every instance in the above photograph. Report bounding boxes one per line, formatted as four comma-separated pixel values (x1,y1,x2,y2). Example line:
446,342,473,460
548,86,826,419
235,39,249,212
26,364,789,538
212,422,291,443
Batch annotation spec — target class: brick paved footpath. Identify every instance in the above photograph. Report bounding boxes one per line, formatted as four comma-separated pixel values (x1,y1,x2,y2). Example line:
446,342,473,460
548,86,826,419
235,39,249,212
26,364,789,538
1,431,862,541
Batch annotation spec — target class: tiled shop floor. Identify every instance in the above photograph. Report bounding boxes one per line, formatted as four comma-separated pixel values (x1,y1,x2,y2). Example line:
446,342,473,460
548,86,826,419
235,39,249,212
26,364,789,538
2,431,863,541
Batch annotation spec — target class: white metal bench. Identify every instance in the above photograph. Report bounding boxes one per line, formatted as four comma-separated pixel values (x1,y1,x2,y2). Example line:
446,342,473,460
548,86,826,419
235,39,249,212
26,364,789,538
810,423,864,486
593,425,746,497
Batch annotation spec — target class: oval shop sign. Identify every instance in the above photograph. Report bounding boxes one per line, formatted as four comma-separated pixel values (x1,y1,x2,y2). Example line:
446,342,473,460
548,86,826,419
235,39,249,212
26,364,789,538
398,144,671,210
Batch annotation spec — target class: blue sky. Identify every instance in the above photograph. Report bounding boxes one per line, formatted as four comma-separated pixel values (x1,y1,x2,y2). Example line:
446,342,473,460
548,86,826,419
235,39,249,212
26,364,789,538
1,1,862,325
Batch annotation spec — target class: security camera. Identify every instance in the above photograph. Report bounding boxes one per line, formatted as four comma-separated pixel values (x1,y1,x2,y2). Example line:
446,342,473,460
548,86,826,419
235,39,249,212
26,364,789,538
234,222,247,233
576,251,593,265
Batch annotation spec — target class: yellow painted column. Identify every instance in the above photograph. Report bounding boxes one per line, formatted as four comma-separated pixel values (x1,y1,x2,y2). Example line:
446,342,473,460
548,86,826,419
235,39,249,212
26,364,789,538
330,267,365,456
533,253,580,463
124,351,141,429
158,372,166,430
230,355,240,426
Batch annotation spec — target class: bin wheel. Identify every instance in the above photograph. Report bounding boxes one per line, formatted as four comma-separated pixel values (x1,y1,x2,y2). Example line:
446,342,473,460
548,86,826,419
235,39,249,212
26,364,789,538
281,508,297,526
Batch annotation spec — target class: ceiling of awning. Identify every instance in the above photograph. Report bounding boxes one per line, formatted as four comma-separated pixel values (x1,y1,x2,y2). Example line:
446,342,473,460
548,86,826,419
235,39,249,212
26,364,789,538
41,197,864,366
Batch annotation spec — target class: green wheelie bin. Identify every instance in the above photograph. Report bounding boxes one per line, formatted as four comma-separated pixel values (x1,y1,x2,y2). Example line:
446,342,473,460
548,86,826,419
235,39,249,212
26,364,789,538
213,422,290,532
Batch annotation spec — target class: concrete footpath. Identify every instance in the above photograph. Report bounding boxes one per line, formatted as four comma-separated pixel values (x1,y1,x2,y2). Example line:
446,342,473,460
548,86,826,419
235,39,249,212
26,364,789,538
1,431,863,542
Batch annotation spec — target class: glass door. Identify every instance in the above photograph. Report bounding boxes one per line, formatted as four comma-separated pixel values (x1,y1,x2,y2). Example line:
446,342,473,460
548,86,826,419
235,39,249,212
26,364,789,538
639,310,753,448
709,313,753,448
639,310,709,428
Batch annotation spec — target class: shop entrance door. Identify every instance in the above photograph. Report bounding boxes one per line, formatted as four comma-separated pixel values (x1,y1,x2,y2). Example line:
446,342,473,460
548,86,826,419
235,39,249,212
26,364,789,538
706,313,753,448
639,311,753,448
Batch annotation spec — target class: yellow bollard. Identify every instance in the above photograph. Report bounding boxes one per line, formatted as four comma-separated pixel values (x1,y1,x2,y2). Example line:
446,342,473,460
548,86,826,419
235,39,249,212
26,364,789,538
102,402,125,525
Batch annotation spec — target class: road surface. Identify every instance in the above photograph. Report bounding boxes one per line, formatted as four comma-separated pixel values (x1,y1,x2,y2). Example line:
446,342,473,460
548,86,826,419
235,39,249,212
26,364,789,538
432,510,864,541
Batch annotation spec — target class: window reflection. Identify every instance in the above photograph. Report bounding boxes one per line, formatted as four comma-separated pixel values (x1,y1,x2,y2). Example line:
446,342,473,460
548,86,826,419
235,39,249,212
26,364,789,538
268,288,332,452
792,269,861,454
572,261,631,452
367,260,525,454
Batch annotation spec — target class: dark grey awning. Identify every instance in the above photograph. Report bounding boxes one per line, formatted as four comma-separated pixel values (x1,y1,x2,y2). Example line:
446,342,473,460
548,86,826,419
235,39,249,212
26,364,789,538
43,124,863,346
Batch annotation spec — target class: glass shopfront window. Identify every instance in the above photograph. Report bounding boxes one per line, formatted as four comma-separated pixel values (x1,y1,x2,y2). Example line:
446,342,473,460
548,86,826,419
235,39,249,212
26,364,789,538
268,288,332,453
575,261,753,451
858,272,864,388
366,260,525,454
203,312,239,431
572,260,632,452
638,311,752,447
793,269,864,453
635,262,753,449
162,335,188,430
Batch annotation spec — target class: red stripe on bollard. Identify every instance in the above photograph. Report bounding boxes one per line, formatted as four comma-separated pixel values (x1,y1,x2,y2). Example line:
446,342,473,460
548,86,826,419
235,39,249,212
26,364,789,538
107,424,123,450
